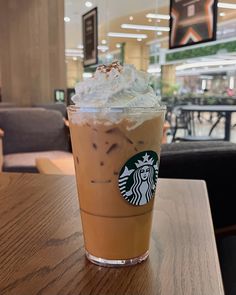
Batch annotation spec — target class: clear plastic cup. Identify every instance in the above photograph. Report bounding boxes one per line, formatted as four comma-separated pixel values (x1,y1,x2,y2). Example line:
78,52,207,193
68,105,166,267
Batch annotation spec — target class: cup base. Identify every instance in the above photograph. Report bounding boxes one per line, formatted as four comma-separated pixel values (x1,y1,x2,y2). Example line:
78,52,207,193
85,250,149,267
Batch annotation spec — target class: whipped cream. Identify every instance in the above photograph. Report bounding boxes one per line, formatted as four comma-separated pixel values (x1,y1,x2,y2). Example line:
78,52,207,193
72,62,160,108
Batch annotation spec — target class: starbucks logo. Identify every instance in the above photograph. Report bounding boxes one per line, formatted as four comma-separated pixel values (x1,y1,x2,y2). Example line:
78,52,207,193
118,151,159,206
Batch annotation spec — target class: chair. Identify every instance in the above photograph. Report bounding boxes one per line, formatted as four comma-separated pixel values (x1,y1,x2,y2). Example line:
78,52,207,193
217,235,236,295
160,141,236,229
172,107,223,142
33,102,68,118
0,108,71,173
0,102,18,108
171,106,193,141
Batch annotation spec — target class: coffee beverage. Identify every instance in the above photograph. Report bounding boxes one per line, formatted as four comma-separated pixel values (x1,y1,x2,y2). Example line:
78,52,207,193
68,62,165,266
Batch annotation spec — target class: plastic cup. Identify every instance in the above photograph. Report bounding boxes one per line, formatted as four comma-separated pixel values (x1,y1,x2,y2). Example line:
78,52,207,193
68,105,166,267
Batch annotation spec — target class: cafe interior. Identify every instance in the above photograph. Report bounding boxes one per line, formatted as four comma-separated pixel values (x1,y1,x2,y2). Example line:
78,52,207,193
0,0,236,294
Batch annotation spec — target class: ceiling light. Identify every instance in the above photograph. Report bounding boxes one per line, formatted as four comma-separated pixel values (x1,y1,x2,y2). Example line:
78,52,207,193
176,59,236,71
116,43,121,48
148,18,152,22
121,24,170,32
85,1,93,7
218,2,236,9
157,31,163,36
64,17,71,22
101,39,107,44
83,72,93,79
137,38,142,41
65,49,83,57
97,45,109,52
66,49,83,54
146,13,170,20
219,12,226,16
107,32,147,39
129,16,134,21
156,19,161,23
73,57,78,61
147,68,161,73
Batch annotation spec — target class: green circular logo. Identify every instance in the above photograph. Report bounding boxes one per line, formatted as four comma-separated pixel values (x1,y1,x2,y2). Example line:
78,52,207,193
118,151,159,206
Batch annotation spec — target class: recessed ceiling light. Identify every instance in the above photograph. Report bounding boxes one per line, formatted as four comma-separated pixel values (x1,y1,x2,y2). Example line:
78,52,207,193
73,57,78,61
108,32,147,39
116,43,121,48
85,1,93,8
218,2,236,9
148,18,152,22
64,17,71,22
219,12,226,16
157,31,163,36
137,38,142,41
97,45,109,52
83,72,93,78
66,49,83,54
129,16,134,21
146,13,170,20
101,39,107,45
65,49,83,57
156,19,161,23
121,24,170,32
147,68,161,74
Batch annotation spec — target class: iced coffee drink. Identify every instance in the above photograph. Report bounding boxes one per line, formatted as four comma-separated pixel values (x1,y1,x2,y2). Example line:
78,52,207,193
68,62,165,266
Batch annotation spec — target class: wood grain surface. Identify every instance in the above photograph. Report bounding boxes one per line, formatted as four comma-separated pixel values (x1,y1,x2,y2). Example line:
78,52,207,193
0,173,224,295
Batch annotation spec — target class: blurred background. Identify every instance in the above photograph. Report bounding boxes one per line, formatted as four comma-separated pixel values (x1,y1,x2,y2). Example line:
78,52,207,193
1,0,236,105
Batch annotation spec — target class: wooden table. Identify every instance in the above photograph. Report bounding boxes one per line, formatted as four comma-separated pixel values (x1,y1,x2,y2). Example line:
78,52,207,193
181,104,236,141
0,173,224,295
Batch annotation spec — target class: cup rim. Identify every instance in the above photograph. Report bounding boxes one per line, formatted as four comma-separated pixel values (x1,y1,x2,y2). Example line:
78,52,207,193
67,104,166,113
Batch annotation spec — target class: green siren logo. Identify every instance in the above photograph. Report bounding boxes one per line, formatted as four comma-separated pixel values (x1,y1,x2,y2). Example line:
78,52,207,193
119,151,159,206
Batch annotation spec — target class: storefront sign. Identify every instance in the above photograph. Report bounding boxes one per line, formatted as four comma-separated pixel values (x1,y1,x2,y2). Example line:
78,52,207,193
169,0,217,49
82,7,98,66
